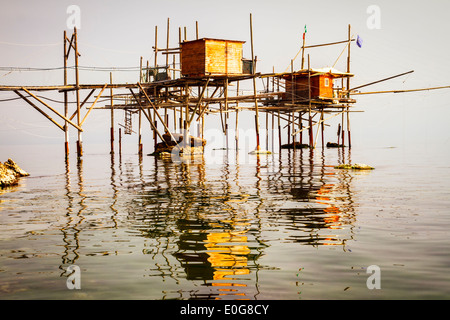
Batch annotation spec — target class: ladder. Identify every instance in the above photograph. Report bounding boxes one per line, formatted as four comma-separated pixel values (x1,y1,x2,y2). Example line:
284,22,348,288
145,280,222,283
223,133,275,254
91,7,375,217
124,109,132,135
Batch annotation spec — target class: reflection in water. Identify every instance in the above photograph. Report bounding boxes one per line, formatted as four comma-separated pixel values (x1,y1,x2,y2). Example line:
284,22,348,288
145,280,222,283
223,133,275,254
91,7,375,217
54,147,357,299
60,158,84,275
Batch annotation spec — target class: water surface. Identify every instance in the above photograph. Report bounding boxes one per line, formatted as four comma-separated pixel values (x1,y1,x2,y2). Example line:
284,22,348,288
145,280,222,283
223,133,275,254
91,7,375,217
1,143,449,299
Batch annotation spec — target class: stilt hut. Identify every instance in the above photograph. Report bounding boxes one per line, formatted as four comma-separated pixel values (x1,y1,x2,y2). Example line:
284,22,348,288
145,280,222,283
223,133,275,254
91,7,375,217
180,38,248,77
282,67,354,101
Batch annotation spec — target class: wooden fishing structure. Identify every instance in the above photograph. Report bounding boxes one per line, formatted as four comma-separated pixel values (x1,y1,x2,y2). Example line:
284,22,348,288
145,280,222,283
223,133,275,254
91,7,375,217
2,15,445,159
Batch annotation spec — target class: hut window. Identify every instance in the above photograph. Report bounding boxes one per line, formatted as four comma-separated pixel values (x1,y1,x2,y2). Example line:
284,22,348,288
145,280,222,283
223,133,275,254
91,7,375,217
324,77,329,87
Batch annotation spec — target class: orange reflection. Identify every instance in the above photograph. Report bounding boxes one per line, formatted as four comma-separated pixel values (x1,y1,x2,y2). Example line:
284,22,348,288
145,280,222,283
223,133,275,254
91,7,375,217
203,231,251,297
315,183,343,235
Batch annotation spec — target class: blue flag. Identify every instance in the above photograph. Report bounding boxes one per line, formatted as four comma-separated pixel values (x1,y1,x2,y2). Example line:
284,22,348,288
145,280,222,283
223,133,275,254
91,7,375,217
356,35,363,48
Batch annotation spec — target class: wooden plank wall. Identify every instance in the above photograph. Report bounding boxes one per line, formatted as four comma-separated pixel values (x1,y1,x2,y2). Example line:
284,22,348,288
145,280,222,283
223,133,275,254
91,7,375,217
181,40,206,77
181,39,243,77
284,74,334,100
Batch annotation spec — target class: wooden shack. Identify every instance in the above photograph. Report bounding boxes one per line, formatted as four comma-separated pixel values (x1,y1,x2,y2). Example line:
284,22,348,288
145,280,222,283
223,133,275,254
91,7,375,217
180,38,246,77
282,67,354,101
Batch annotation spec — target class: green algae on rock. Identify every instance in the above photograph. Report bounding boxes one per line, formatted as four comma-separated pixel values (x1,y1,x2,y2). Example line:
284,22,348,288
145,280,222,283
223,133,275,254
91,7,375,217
334,163,374,170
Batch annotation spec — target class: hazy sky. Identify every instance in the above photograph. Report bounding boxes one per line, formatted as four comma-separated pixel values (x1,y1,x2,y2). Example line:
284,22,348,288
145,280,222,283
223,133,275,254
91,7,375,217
1,0,450,150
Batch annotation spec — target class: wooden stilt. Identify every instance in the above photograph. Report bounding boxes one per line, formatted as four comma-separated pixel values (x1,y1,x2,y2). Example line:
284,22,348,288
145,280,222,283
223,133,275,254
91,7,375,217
307,55,313,147
138,108,143,155
154,26,158,67
235,81,240,151
119,128,122,154
278,110,282,151
347,24,352,149
20,88,83,131
225,78,229,150
299,111,303,144
14,91,65,131
110,72,114,154
74,28,82,158
63,31,69,158
250,13,261,151
321,109,325,148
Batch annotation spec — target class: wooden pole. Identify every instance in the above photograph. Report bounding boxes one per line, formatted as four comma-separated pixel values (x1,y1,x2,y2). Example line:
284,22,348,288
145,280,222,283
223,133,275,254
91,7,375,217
196,21,199,39
129,88,168,147
250,13,261,151
154,26,158,67
277,77,282,150
301,29,306,69
265,110,269,151
235,81,240,151
63,31,69,158
225,78,229,150
14,90,65,131
137,82,178,143
110,72,114,154
20,88,83,132
321,109,325,148
347,24,351,149
138,108,143,156
80,84,107,126
166,18,170,67
292,110,346,136
119,128,122,155
74,28,82,158
184,84,189,148
308,54,313,147
313,110,322,149
278,110,282,151
140,56,143,82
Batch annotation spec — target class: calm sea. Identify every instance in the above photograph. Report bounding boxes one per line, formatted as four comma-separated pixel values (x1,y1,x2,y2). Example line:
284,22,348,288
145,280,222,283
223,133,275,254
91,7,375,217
1,142,450,300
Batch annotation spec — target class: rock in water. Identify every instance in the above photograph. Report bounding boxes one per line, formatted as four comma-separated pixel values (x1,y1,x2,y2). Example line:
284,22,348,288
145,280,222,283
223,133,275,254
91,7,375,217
0,159,29,187
151,134,207,156
334,163,374,170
